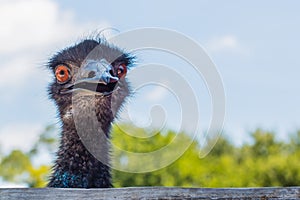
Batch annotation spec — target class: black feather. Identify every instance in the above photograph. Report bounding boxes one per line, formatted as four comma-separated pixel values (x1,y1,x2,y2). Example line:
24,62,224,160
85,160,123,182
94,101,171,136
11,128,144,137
47,37,134,188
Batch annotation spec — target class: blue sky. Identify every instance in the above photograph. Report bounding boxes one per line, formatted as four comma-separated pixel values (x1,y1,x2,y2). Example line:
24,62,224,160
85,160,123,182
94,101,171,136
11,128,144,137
0,0,300,158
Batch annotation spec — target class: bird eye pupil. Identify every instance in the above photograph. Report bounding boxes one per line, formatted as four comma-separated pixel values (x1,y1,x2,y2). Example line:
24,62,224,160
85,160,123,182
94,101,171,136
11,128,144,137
59,70,65,75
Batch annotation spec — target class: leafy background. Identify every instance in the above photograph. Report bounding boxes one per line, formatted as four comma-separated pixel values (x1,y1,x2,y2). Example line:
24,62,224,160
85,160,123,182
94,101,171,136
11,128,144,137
1,125,299,187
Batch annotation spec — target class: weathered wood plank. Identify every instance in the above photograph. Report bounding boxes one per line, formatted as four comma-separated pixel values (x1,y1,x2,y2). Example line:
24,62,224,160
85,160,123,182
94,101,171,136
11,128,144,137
0,187,299,200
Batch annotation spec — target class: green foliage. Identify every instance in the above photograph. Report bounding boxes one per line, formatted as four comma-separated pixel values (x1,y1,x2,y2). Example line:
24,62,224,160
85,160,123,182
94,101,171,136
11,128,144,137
0,150,30,182
0,125,57,187
0,125,300,187
111,125,201,187
112,127,300,187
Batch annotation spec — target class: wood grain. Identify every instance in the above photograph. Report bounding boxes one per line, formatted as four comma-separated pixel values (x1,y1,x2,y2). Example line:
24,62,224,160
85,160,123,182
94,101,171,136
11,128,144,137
1,187,299,200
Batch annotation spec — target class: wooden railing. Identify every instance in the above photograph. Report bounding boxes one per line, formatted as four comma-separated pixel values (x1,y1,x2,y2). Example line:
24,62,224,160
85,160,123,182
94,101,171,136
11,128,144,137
1,187,299,200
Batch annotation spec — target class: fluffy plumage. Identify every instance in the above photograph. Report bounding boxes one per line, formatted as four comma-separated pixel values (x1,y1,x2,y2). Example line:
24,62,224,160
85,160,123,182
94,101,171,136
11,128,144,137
47,38,134,188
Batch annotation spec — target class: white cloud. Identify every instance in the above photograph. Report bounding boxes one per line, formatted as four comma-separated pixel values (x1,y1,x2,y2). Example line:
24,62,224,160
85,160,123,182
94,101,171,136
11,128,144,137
0,123,43,153
0,55,36,88
0,0,66,54
205,35,246,54
0,0,107,54
0,0,109,89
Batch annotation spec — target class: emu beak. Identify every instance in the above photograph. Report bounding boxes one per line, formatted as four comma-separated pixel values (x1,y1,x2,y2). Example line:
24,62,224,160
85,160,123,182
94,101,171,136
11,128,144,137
62,59,119,95
76,59,119,85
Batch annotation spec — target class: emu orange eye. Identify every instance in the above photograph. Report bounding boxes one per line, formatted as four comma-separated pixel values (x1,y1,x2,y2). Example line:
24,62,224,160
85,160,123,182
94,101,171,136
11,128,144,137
55,65,70,83
117,64,127,78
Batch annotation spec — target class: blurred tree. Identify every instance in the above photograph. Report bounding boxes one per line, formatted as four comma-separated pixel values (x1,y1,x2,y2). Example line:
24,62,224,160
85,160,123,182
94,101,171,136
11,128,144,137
0,125,299,188
0,125,58,187
0,150,30,182
111,125,202,187
112,127,300,187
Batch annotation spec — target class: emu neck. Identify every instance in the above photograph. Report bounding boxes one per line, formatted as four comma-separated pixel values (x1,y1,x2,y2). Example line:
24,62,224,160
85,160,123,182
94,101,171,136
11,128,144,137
48,96,113,188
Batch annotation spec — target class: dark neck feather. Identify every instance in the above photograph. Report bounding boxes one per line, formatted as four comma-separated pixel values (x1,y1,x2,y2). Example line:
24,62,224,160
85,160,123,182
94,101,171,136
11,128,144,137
48,80,129,188
48,96,113,188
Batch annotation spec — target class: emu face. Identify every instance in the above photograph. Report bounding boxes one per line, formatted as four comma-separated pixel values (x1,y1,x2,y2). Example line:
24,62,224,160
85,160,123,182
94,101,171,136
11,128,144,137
48,39,133,125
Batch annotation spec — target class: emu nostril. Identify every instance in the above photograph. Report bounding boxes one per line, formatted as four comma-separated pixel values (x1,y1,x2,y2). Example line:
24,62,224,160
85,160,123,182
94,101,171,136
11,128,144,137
88,71,96,78
109,69,114,77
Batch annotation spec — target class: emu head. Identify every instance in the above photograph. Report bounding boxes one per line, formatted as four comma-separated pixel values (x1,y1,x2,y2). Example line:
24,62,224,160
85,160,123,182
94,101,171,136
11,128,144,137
48,39,134,132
